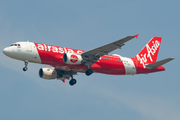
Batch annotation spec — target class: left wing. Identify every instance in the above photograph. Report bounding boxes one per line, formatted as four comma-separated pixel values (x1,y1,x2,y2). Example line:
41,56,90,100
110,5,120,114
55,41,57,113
81,34,139,65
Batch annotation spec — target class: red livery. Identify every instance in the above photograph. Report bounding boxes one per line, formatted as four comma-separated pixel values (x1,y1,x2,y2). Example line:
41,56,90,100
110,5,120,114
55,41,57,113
3,34,174,86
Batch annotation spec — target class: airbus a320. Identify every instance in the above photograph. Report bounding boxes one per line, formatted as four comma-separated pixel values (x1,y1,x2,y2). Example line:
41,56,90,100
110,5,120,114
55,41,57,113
3,34,174,86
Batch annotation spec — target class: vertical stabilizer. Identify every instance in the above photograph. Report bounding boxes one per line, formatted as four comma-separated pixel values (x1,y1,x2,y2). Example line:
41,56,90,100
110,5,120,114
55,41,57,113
133,37,162,68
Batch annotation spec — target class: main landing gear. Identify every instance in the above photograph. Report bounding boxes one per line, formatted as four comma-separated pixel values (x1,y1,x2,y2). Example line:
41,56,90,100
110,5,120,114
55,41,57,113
84,62,93,76
69,79,77,86
69,69,93,86
69,75,77,86
85,69,93,76
23,60,28,71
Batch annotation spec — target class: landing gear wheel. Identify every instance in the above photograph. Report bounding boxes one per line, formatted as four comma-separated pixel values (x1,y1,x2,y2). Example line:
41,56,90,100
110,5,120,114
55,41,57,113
23,60,28,72
23,67,28,71
69,79,77,86
85,69,93,76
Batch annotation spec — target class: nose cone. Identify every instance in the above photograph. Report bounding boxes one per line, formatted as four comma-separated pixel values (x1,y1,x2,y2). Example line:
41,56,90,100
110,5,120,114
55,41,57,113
3,47,10,56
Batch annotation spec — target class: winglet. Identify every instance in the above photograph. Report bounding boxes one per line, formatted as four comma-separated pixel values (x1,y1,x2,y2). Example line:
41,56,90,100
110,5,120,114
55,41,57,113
134,34,139,39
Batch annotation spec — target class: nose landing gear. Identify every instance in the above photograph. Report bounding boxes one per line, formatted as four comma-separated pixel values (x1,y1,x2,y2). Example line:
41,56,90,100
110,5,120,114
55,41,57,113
23,60,28,71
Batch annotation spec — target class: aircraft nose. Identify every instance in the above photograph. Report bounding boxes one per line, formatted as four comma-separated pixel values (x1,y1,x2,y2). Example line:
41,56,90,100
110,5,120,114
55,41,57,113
3,47,9,56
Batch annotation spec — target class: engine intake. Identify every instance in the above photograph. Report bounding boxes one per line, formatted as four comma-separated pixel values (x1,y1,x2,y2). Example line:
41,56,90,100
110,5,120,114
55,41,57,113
63,53,83,65
39,68,57,79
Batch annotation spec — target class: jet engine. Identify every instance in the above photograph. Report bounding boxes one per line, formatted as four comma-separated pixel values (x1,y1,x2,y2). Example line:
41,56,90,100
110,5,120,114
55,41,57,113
63,53,83,65
39,68,58,79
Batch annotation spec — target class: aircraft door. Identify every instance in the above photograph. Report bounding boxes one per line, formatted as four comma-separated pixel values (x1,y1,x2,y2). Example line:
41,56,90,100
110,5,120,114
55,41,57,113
27,42,32,52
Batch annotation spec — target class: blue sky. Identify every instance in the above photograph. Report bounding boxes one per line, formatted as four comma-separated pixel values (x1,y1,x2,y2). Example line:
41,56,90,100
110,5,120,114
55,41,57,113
0,0,180,120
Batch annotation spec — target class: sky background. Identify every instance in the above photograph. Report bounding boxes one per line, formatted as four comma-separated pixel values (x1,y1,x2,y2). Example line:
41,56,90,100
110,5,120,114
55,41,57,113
0,0,180,120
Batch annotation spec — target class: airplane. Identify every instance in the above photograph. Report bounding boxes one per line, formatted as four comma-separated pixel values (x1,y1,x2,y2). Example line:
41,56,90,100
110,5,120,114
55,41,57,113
3,34,174,86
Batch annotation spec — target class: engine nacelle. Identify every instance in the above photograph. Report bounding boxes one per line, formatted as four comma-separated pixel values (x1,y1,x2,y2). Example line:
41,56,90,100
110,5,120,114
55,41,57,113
63,53,83,65
39,68,58,80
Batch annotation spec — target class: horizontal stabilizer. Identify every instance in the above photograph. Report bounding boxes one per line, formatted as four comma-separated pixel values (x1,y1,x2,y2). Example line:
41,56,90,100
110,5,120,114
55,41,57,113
145,58,174,69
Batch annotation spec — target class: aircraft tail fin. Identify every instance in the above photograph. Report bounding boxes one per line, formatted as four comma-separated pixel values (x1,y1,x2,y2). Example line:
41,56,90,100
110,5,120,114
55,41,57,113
135,36,162,64
145,58,174,69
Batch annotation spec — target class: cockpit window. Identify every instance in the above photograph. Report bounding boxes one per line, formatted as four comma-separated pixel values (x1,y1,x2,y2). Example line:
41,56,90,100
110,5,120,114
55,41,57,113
10,44,21,46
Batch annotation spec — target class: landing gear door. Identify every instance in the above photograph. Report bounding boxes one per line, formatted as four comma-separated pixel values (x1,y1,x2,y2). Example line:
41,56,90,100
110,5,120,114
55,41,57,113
27,42,32,52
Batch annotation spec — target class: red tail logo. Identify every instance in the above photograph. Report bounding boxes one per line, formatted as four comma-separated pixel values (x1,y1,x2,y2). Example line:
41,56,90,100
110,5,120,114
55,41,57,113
135,37,162,68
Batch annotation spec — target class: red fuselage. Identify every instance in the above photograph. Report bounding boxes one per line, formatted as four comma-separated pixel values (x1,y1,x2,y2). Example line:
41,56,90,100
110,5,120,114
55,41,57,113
34,43,165,75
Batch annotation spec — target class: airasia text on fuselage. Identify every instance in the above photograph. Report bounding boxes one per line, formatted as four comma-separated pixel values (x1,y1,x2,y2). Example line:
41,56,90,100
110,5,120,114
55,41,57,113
37,44,84,54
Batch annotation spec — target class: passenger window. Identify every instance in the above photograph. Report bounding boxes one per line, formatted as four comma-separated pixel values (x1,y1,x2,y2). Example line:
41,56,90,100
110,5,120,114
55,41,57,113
14,44,17,46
